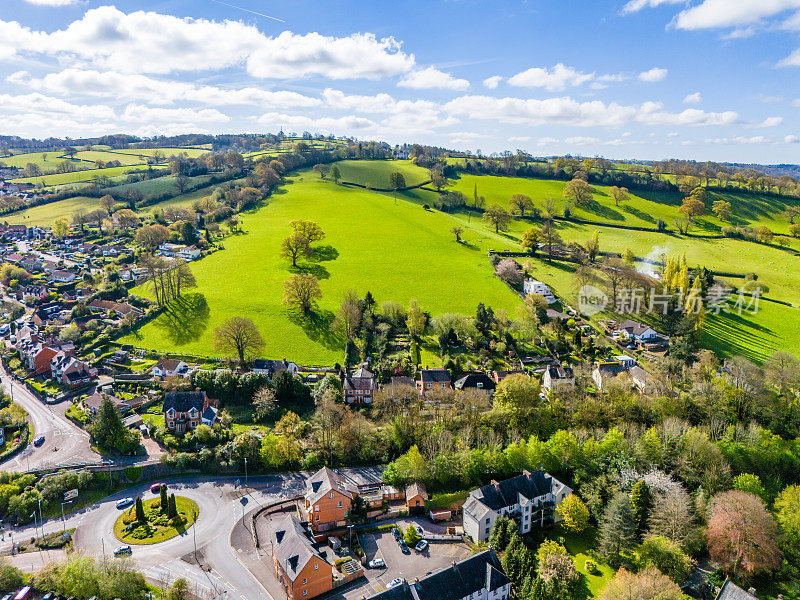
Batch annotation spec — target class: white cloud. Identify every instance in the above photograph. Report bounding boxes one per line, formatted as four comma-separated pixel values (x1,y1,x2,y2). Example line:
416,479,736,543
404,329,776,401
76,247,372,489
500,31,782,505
639,67,668,82
23,0,78,5
120,104,230,124
508,136,532,142
257,112,378,135
508,63,594,91
398,66,469,90
704,135,771,144
785,134,800,142
759,116,783,126
674,0,800,30
683,92,702,104
565,136,601,145
483,76,503,89
0,92,115,120
442,94,740,128
621,0,686,15
537,137,558,145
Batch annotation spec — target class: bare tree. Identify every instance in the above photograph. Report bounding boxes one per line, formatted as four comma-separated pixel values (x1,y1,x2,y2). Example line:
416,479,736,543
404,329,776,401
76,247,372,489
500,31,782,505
332,289,362,342
213,316,265,364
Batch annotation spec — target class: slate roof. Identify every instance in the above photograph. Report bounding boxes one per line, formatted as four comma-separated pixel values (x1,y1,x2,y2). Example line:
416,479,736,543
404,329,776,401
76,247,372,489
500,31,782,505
306,466,353,505
454,372,496,391
715,581,758,600
163,391,206,414
368,550,510,600
389,376,416,388
266,514,323,582
468,470,556,512
253,358,295,375
405,482,428,500
202,406,218,423
343,367,376,391
594,362,628,378
420,368,451,384
618,319,654,336
546,365,574,380
154,359,186,373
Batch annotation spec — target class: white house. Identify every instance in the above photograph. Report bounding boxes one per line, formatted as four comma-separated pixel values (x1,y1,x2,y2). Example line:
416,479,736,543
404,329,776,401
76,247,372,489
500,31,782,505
523,279,556,304
158,243,201,261
542,364,575,392
462,470,572,543
152,359,189,378
616,320,657,341
630,366,657,395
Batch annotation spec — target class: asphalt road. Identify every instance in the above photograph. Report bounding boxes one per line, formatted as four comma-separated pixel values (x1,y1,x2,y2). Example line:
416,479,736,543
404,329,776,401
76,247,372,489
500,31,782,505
1,366,100,472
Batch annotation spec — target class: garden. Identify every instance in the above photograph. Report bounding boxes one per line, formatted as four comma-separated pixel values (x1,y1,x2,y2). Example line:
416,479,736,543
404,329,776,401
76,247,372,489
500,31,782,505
114,491,198,545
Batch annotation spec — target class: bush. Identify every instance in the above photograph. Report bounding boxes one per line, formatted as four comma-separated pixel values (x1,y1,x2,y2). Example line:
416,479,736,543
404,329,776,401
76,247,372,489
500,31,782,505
584,559,599,575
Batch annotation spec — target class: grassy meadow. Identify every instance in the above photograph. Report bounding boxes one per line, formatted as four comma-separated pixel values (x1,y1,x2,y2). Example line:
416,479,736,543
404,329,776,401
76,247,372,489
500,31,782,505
333,159,430,188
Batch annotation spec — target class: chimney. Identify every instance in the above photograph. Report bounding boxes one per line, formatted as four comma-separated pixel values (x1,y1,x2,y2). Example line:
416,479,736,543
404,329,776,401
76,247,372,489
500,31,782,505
485,561,492,592
491,480,500,490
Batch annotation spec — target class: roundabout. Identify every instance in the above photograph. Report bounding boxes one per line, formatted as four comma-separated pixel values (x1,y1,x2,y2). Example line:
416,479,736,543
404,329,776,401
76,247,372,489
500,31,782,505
113,494,199,545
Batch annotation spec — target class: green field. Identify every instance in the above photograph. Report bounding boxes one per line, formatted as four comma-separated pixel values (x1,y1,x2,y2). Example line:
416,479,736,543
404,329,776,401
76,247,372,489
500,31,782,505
125,170,522,364
73,150,147,166
3,196,102,226
0,151,81,170
112,147,210,159
13,164,165,187
334,159,430,188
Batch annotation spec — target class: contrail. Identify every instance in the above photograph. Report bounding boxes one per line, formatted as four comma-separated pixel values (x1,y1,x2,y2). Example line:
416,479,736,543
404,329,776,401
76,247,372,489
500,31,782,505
210,0,286,23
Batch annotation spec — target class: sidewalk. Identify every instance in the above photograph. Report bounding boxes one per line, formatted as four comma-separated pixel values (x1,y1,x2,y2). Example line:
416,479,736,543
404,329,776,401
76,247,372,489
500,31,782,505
6,548,67,572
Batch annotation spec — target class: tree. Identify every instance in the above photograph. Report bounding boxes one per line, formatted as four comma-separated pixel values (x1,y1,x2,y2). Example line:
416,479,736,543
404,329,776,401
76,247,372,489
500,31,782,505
330,165,341,184
521,227,539,254
253,386,277,421
678,188,707,231
0,558,24,593
764,351,800,395
483,203,512,233
403,524,421,546
630,480,653,533
114,209,140,230
707,490,782,579
280,232,310,267
510,194,534,217
135,496,145,522
488,516,516,552
135,224,171,250
407,299,426,338
160,484,168,513
312,164,328,179
168,494,178,519
610,186,629,206
167,578,190,600
283,273,321,314
333,289,362,342
731,473,768,503
430,172,449,192
175,174,191,194
213,316,265,364
89,395,141,454
99,194,116,216
600,567,685,600
635,536,694,583
563,177,593,206
712,199,732,221
290,219,325,244
599,492,637,566
389,172,406,190
585,231,600,262
52,217,70,239
450,226,464,243
556,494,589,532
775,485,800,554
540,220,563,263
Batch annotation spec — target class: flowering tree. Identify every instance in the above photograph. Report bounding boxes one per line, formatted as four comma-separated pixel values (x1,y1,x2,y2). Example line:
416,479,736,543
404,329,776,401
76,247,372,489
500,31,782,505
495,259,522,286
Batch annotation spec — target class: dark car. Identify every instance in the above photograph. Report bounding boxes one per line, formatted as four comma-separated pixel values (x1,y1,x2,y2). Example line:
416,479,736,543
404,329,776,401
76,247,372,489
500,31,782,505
392,528,402,540
33,436,45,447
398,540,410,555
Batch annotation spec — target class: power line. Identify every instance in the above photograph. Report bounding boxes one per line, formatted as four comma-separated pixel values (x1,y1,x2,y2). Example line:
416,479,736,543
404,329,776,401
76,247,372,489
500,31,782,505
210,0,286,23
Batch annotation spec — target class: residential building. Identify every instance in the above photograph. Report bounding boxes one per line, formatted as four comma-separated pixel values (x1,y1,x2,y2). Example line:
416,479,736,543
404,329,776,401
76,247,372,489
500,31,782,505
542,365,575,392
152,359,189,378
389,375,416,388
303,467,353,531
264,514,334,600
202,405,218,426
417,368,451,397
53,357,97,387
614,355,637,369
405,482,428,514
158,242,201,261
253,358,299,377
630,366,657,395
50,270,76,284
462,470,572,543
82,392,133,416
715,581,758,600
367,550,511,600
523,279,557,304
454,372,496,395
592,361,628,391
163,391,213,434
343,367,376,404
616,319,657,341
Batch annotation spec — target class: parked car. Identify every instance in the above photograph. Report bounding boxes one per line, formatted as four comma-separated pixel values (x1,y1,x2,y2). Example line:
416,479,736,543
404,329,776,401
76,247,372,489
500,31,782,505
413,525,424,537
414,540,428,553
392,528,402,540
33,436,45,447
386,579,403,589
115,498,134,509
368,558,385,569
113,545,131,556
398,540,410,555
150,483,165,494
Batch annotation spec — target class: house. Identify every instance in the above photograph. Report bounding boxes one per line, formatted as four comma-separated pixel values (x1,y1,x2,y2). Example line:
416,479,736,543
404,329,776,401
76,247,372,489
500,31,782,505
28,346,62,376
56,358,98,387
264,514,334,600
158,243,201,261
542,364,575,392
616,319,657,341
367,550,511,600
614,355,637,369
417,368,451,397
523,279,556,304
454,372,496,395
492,370,524,384
82,392,133,416
253,358,299,377
389,375,416,388
15,285,50,303
202,405,218,426
715,581,758,600
49,270,76,284
88,299,143,319
343,367,377,404
592,361,629,391
152,359,189,379
405,482,428,514
630,366,657,394
462,469,572,543
163,391,213,434
303,467,353,531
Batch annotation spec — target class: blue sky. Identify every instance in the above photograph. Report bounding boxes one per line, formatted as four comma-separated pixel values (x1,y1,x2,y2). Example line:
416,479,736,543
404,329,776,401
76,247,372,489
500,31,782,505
1,0,800,162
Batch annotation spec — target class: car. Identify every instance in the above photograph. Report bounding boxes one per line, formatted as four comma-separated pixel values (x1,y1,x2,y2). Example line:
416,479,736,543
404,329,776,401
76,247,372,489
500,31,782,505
398,540,410,555
123,523,137,532
392,528,402,540
33,436,45,447
42,594,54,600
413,525,424,537
414,540,428,552
113,545,131,556
386,579,403,589
368,558,385,569
115,498,134,509
150,483,165,494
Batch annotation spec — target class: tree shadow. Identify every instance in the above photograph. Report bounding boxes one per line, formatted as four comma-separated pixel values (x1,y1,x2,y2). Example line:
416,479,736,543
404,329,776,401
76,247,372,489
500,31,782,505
287,308,343,350
290,262,330,280
311,245,339,262
153,292,210,345
622,204,654,223
581,200,625,222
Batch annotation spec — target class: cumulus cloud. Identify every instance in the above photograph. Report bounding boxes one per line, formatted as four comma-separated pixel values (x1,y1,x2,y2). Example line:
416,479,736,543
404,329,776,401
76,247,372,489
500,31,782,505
683,92,702,104
0,92,115,120
257,112,378,135
398,66,469,90
674,0,800,30
704,135,771,144
483,76,503,89
120,104,230,124
639,67,668,82
537,137,559,145
508,63,594,91
621,0,686,15
759,116,784,127
785,134,800,142
23,0,78,5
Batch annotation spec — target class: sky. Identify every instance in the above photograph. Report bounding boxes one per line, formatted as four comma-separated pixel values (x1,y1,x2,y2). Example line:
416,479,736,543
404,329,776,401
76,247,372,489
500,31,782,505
1,0,800,163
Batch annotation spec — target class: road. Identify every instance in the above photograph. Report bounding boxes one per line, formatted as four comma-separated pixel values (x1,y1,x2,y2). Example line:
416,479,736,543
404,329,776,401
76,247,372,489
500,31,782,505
0,366,99,472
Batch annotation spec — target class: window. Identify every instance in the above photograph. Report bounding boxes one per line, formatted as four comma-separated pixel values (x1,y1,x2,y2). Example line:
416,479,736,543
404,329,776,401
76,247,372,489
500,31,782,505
314,564,318,570
329,492,334,499
303,579,307,585
315,515,319,521
338,501,342,508
315,505,319,512
486,518,490,524
303,592,307,597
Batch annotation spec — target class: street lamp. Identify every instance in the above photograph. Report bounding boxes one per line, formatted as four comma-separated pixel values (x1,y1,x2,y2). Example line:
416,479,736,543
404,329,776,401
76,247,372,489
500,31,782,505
243,457,248,489
60,501,72,532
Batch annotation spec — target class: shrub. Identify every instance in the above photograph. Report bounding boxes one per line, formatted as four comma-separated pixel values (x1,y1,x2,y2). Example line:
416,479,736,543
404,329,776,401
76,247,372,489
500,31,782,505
584,559,599,575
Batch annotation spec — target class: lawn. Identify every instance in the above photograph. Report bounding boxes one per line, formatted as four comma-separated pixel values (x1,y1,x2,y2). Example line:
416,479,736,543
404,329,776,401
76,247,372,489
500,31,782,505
109,172,214,202
13,164,164,187
124,168,522,364
3,196,103,226
72,150,147,166
111,147,210,159
114,495,199,545
333,159,431,188
547,525,615,598
0,151,84,170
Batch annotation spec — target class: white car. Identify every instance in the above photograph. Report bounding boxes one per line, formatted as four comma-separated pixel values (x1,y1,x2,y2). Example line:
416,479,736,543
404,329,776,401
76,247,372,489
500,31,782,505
368,558,385,569
414,540,428,552
115,498,134,509
386,578,403,589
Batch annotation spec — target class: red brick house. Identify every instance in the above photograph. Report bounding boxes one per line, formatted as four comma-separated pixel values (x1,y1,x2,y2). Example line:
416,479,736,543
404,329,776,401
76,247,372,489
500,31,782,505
163,391,213,434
